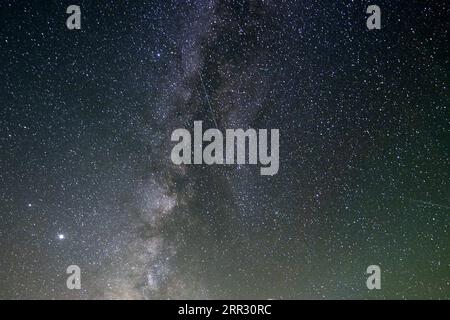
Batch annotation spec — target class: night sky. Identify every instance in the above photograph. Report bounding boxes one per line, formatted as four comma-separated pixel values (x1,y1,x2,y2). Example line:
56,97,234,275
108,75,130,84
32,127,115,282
0,0,449,299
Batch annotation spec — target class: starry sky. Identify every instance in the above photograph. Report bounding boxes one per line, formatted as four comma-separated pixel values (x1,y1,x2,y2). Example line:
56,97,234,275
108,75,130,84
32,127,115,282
0,0,449,299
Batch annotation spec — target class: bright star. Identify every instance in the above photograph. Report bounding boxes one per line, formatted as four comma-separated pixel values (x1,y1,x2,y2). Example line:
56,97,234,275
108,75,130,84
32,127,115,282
58,234,65,240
